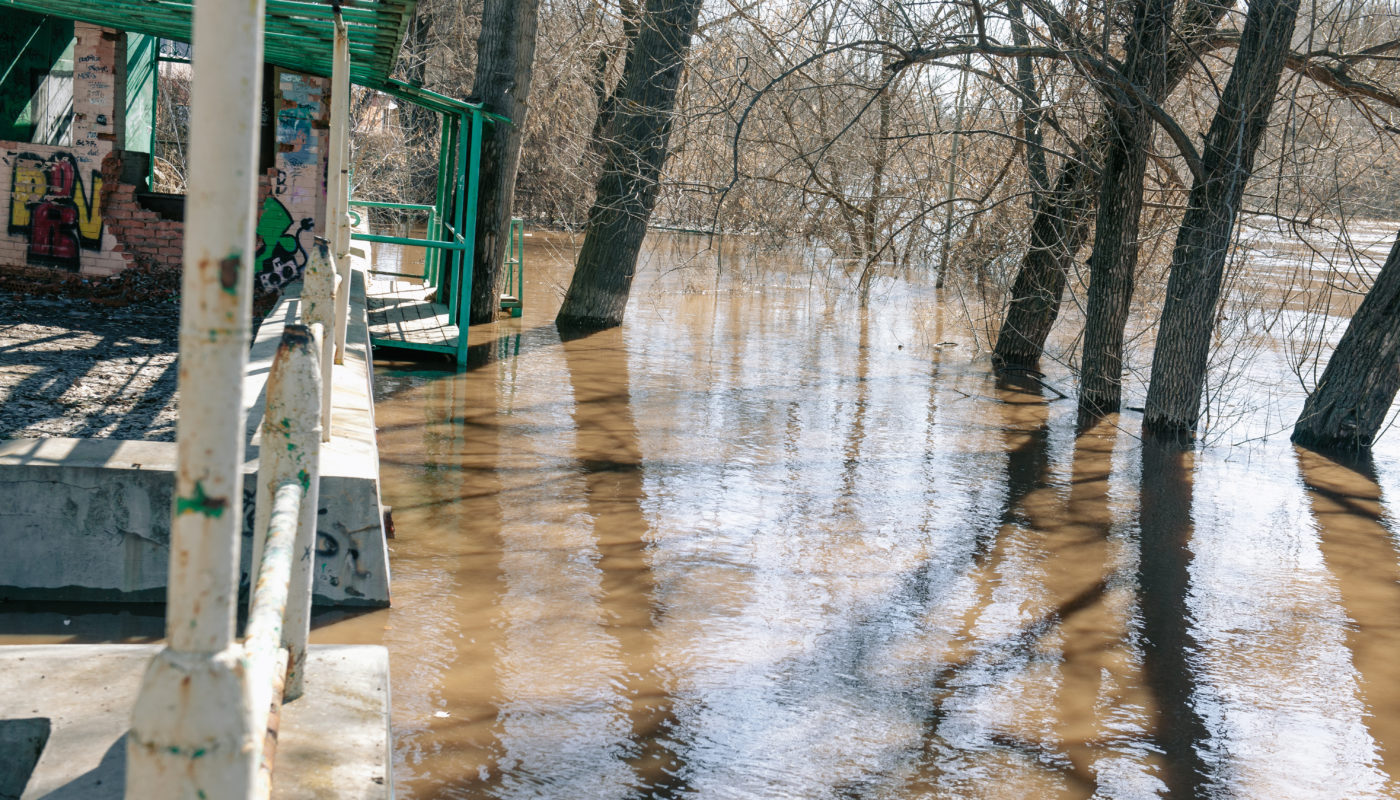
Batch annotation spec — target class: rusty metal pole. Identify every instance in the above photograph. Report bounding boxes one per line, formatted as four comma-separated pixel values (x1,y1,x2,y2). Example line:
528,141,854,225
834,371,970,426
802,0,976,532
127,0,266,796
329,13,352,365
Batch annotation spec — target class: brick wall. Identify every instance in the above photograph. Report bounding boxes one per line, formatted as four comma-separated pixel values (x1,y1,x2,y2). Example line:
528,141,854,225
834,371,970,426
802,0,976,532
0,29,333,292
0,23,127,277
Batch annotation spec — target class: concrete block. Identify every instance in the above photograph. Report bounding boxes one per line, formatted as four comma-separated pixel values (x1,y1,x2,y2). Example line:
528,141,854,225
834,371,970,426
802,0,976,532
0,644,392,799
0,266,390,607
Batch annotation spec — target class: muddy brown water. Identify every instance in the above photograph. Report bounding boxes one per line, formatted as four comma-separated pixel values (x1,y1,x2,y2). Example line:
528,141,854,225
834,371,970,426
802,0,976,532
6,229,1400,798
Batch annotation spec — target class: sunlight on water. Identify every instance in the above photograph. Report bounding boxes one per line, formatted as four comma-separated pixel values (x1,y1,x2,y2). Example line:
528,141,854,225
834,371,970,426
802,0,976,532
311,228,1400,799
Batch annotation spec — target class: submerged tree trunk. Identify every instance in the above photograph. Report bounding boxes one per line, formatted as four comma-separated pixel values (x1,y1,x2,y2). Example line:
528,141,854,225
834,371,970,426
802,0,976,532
1077,0,1176,426
1292,232,1400,450
556,0,704,331
993,0,1234,369
1144,0,1300,438
467,0,543,324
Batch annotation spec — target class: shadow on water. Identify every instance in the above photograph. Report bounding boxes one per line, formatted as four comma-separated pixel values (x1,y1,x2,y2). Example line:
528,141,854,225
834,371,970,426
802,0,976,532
1295,446,1400,784
1137,433,1210,799
559,324,690,799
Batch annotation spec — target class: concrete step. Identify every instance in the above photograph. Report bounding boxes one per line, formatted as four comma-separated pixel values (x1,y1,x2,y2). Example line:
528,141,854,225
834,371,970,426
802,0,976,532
0,644,391,799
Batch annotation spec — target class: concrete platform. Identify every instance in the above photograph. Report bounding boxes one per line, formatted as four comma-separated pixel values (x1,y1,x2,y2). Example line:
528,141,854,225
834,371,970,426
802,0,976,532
0,644,392,799
0,267,391,607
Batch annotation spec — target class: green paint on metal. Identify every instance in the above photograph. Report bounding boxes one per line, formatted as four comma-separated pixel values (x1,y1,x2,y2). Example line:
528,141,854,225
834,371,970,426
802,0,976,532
351,232,470,249
176,481,227,518
349,200,436,211
0,0,422,91
456,109,482,367
191,747,206,758
298,468,310,491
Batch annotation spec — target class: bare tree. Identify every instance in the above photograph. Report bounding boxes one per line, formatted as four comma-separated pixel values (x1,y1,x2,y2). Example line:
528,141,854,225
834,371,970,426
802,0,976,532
1292,231,1400,450
1144,0,1301,438
1076,0,1178,426
557,0,705,330
466,0,543,324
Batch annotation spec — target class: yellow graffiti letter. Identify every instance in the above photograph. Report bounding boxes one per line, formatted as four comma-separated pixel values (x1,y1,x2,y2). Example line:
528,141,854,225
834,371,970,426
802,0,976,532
75,171,103,245
9,162,44,229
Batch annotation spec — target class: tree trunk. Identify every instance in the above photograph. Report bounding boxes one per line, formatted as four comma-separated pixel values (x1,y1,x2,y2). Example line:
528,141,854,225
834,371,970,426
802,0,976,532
993,0,1234,369
587,0,641,161
1077,0,1176,426
993,154,1096,366
556,0,704,331
466,0,543,324
401,8,437,197
1143,0,1300,438
1292,232,1400,450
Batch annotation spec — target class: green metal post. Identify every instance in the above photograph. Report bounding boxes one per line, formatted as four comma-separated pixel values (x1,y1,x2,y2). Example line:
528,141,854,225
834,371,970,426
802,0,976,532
454,109,481,366
444,115,460,322
149,43,158,190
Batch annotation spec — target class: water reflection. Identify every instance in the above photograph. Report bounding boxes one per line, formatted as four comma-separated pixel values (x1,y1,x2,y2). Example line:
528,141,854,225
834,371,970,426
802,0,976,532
336,231,1400,799
11,232,1398,798
1137,435,1208,797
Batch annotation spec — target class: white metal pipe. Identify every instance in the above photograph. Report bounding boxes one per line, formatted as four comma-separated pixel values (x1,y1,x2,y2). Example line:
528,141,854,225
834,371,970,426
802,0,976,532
127,0,265,795
245,480,302,761
303,238,337,440
244,324,322,793
329,14,352,364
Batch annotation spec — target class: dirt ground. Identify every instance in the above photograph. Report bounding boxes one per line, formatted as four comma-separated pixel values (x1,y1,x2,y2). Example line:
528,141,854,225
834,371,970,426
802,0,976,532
0,290,180,441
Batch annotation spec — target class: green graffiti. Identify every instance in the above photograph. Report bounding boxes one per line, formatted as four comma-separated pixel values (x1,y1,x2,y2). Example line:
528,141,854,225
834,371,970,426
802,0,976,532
175,481,227,518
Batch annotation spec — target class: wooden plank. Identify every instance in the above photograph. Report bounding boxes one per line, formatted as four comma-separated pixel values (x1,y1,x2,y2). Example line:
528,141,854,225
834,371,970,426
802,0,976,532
367,283,458,355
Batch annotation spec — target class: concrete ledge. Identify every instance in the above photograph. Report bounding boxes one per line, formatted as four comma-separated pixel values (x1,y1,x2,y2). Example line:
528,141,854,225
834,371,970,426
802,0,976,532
0,266,390,607
0,643,392,799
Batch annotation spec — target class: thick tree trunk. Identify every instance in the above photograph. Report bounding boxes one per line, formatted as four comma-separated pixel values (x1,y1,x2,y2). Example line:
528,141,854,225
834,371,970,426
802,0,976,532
467,0,543,324
556,0,704,331
1077,0,1176,426
1143,0,1300,438
1292,232,1400,450
993,0,1234,368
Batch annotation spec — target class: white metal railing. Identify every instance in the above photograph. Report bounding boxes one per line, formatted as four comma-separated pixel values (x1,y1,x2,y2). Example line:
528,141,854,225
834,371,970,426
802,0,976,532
246,324,323,796
303,239,339,441
125,0,347,796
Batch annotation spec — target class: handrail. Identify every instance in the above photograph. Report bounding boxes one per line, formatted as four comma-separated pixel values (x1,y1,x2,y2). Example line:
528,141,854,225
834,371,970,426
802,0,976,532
302,240,338,441
245,323,323,798
348,200,436,211
351,232,470,249
500,218,525,317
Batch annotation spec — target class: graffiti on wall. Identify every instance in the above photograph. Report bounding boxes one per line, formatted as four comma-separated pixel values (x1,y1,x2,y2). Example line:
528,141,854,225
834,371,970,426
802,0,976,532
277,73,322,167
254,196,313,293
8,152,103,271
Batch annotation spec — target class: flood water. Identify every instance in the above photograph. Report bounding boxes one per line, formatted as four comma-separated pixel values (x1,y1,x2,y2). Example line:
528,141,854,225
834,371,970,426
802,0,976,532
311,229,1400,799
5,228,1400,798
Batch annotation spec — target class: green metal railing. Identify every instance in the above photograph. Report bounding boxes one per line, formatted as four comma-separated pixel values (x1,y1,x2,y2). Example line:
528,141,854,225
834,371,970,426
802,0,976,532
348,100,485,366
500,217,524,317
